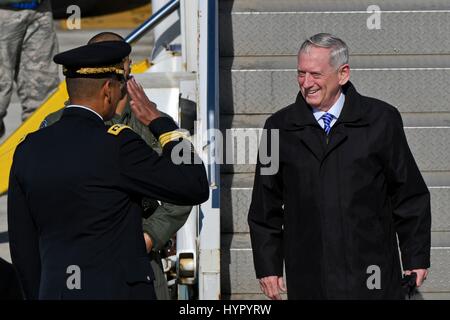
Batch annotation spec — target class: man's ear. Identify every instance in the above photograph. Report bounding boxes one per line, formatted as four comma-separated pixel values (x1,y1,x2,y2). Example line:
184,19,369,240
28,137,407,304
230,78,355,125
102,79,113,103
338,64,350,85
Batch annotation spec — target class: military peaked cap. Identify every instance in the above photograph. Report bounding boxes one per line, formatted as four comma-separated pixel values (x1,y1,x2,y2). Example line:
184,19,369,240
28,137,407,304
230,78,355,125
53,41,131,78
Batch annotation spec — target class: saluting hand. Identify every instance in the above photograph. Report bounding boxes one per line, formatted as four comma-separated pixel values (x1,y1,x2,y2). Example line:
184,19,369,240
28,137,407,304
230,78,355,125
127,76,161,125
143,233,153,253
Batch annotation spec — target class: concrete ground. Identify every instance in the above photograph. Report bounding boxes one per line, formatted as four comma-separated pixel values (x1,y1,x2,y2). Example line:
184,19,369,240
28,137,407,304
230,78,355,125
0,24,153,263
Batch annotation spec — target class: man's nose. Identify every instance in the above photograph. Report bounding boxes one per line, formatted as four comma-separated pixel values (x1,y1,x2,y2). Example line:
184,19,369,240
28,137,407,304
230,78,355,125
302,73,313,88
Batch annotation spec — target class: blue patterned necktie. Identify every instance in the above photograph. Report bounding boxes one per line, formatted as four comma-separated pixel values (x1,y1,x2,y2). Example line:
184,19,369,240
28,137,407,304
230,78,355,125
322,113,333,135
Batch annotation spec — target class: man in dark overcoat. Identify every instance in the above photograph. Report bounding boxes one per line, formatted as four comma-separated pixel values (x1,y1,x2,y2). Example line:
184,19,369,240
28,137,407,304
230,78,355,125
248,33,431,300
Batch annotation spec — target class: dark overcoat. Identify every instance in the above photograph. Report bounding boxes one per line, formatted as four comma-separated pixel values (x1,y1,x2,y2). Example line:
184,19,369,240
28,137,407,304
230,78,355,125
8,107,209,300
248,82,431,299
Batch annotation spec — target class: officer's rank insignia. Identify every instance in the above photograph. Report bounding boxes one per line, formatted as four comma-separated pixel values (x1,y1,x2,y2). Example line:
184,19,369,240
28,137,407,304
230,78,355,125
107,124,132,136
159,130,189,147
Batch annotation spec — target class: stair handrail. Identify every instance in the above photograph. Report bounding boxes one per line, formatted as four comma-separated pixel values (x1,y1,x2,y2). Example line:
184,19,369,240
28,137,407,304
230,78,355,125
125,0,180,44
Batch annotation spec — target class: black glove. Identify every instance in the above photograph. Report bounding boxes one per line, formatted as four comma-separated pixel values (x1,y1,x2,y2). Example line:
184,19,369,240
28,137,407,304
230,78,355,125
401,272,417,299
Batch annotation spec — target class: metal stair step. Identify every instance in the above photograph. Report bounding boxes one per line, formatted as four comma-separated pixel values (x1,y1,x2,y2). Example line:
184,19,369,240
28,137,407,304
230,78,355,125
220,10,450,57
221,233,257,295
220,112,450,129
221,0,450,13
219,121,450,173
220,173,450,246
221,55,450,70
220,60,450,119
220,113,450,128
221,233,450,295
221,173,450,189
219,0,450,300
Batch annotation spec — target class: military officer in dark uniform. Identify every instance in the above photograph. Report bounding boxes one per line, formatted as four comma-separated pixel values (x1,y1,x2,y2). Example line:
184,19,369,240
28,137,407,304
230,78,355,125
7,41,209,300
40,31,193,300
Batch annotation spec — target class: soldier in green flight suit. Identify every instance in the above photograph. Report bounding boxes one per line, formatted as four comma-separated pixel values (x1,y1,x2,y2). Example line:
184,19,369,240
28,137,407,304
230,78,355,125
40,32,193,300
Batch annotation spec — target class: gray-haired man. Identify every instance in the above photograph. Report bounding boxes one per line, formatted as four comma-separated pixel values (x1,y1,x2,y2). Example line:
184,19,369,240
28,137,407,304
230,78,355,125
248,33,431,300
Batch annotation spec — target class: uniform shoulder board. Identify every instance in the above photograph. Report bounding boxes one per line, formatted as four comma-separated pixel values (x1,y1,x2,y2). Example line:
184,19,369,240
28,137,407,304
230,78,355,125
107,124,133,136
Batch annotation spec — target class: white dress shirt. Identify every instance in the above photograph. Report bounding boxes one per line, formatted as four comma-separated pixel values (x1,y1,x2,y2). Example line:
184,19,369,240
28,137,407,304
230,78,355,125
311,92,345,130
65,104,103,121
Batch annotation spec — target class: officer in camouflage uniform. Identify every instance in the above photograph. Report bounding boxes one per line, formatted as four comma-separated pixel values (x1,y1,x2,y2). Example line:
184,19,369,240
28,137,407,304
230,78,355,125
0,0,59,137
40,32,193,300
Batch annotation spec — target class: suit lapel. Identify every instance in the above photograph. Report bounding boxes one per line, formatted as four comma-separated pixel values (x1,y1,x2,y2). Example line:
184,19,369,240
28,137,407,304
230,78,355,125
282,82,369,163
323,127,348,161
284,93,325,162
296,127,325,162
